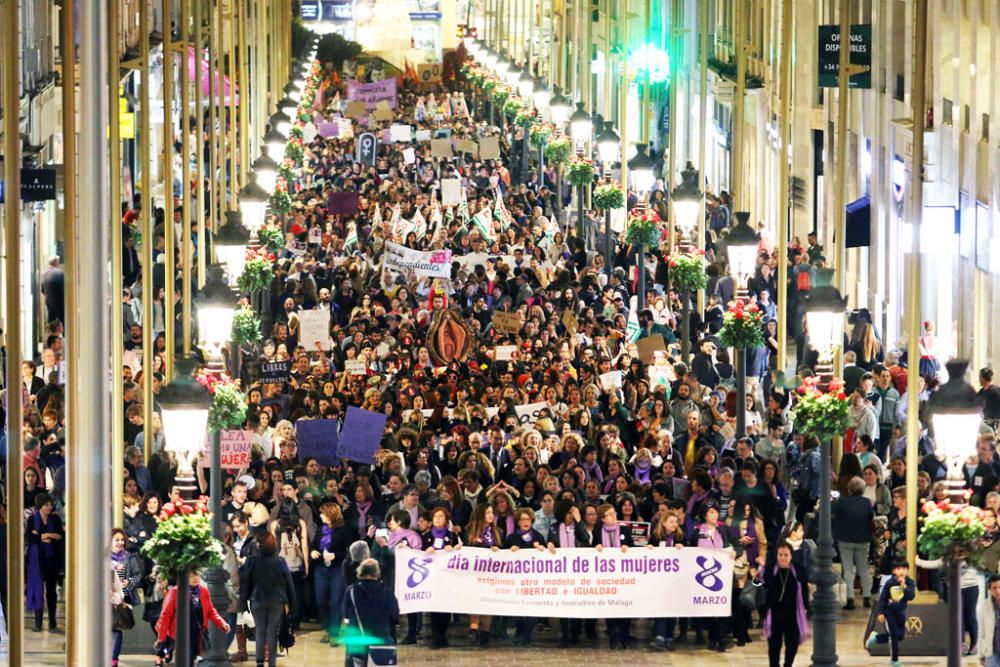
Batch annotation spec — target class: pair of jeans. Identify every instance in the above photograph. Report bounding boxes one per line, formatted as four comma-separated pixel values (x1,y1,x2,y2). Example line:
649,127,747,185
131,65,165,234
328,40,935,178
112,630,123,662
251,601,284,667
314,565,346,633
961,585,979,646
767,625,799,667
652,618,676,641
839,541,872,600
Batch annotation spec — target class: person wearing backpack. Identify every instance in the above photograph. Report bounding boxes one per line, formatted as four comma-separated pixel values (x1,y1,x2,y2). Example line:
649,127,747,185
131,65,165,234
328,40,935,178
344,558,400,667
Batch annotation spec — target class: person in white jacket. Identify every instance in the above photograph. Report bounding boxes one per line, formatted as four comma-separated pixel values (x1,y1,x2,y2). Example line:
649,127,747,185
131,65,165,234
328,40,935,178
979,574,1000,665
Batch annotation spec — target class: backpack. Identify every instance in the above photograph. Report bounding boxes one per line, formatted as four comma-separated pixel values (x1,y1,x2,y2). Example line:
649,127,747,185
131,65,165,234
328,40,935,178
280,530,304,572
796,269,811,292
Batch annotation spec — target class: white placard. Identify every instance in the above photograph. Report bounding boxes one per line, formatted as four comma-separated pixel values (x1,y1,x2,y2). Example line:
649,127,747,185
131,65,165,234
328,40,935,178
308,227,322,244
599,370,623,392
390,124,412,143
395,547,734,618
415,129,432,141
298,309,333,350
403,148,416,164
440,178,463,206
494,345,516,361
345,359,367,375
337,118,354,139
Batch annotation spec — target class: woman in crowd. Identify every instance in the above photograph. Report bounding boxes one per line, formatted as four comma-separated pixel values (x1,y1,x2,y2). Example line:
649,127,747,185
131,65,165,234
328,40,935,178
762,542,810,667
109,527,142,665
240,532,296,667
311,501,353,641
25,493,63,632
155,571,231,665
421,506,461,648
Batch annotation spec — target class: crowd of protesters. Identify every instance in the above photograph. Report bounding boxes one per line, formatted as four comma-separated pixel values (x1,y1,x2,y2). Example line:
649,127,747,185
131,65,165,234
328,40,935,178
7,53,1000,667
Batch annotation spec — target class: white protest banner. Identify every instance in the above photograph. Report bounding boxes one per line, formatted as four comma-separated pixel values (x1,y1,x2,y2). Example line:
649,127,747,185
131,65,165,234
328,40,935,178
345,359,367,376
403,148,416,164
395,547,733,618
383,241,452,279
599,370,622,392
198,430,254,470
298,309,333,350
513,401,549,426
440,178,463,206
390,124,412,142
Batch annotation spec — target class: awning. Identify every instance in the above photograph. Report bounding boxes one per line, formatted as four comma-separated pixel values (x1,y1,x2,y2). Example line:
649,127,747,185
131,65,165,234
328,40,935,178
845,195,871,248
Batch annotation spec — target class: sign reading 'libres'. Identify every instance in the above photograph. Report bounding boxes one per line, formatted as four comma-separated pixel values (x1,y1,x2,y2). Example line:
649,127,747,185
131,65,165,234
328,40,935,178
395,547,733,618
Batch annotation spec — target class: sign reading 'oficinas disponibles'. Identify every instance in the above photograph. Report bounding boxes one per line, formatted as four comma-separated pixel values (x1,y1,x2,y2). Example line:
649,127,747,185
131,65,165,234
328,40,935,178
395,547,733,618
818,24,873,89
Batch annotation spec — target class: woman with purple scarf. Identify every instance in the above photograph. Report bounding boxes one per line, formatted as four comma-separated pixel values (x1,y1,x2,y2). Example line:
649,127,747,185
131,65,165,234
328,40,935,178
465,503,501,646
421,506,461,649
372,508,423,644
110,527,143,666
594,503,633,649
25,493,63,632
503,507,547,647
688,499,735,652
762,542,810,667
546,500,589,647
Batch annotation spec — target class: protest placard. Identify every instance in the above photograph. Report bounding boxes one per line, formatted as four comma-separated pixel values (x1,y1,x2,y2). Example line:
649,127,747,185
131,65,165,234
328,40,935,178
198,430,254,470
337,117,354,139
599,370,622,392
457,139,478,155
403,148,416,164
344,101,366,118
346,77,398,109
440,178,463,206
492,310,521,334
339,406,388,463
317,121,339,137
298,309,333,350
415,129,432,141
622,521,651,547
295,419,340,466
494,345,516,361
258,359,292,384
513,401,549,426
562,309,579,335
430,138,453,158
479,136,501,160
390,124,412,142
345,359,367,375
636,334,667,363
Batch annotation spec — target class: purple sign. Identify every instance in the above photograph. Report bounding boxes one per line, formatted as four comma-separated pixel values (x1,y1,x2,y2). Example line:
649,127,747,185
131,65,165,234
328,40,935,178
317,121,339,137
339,406,387,464
346,77,398,109
327,192,359,215
295,419,340,466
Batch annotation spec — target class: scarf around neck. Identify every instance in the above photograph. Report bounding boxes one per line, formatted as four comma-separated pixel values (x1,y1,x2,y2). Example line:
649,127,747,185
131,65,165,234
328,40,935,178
355,501,372,534
559,522,576,549
601,524,621,548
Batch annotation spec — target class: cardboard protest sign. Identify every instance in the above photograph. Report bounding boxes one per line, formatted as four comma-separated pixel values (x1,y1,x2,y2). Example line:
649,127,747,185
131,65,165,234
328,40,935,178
345,359,367,376
373,106,394,122
440,178,463,206
298,309,333,350
390,124,412,142
513,401,549,426
494,345,516,361
345,101,366,118
259,359,292,384
295,419,340,466
430,138,453,158
562,309,579,335
308,227,322,244
492,310,521,334
479,136,501,160
339,406,388,463
457,139,478,155
415,129,432,141
636,333,667,363
198,430,255,470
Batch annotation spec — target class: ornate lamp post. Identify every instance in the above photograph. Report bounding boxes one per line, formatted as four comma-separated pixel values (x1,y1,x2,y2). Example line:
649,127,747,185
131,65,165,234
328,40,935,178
726,211,759,436
269,110,291,138
252,152,279,194
238,178,269,239
804,268,847,667
159,357,212,667
263,126,287,163
568,103,593,241
671,163,701,250
215,213,251,290
596,122,620,270
548,89,571,126
628,143,655,311
927,360,982,667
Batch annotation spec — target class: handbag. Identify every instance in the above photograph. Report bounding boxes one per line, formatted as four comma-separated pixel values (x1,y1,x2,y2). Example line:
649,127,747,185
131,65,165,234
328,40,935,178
349,586,398,667
739,579,767,610
112,603,135,631
833,578,848,605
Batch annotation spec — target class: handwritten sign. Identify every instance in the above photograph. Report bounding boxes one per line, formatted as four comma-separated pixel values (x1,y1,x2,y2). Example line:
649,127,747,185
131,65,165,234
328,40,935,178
199,430,254,470
298,309,333,350
431,138,453,158
337,117,354,139
415,129,432,142
295,419,340,466
440,178,463,206
344,100,366,118
562,309,579,335
390,124,412,142
457,139,478,155
317,121,339,137
636,334,667,364
494,345,516,361
259,359,292,384
339,406,388,463
599,370,622,392
403,147,416,164
492,310,521,334
513,401,549,426
479,136,501,160
345,359,367,376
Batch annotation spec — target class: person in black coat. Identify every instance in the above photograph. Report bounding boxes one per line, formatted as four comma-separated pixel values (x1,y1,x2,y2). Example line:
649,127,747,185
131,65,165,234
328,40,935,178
421,506,461,649
310,503,355,638
762,542,809,667
595,503,634,649
240,532,296,667
502,507,548,646
344,559,400,665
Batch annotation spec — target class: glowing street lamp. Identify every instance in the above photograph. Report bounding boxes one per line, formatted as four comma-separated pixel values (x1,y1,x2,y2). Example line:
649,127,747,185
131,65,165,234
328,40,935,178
159,356,211,499
195,265,237,368
269,110,291,137
596,121,620,168
263,127,287,162
727,211,759,287
238,178,270,235
531,81,551,111
252,153,279,194
549,89,571,126
214,212,251,290
495,54,511,77
569,103,592,146
627,143,655,195
517,71,534,101
671,163,702,243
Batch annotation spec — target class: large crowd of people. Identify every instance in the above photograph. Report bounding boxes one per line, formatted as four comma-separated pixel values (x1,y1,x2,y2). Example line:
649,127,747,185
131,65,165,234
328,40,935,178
7,53,1000,667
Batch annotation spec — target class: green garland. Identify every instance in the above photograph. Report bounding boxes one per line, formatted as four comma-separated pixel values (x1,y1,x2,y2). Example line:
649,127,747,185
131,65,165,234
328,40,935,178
289,125,304,140
208,381,248,433
257,225,285,254
269,188,292,215
593,184,625,210
718,301,766,349
502,97,522,118
231,303,262,347
544,138,573,166
667,251,708,293
285,141,304,164
565,158,595,187
529,123,552,148
482,78,498,95
492,88,510,107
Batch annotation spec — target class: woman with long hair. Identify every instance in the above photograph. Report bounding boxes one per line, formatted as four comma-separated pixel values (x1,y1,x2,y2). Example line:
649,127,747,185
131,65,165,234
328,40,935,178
421,506,461,648
240,532,295,667
109,527,142,665
25,493,63,632
763,542,811,667
271,497,309,631
648,509,685,651
465,503,501,645
310,502,353,641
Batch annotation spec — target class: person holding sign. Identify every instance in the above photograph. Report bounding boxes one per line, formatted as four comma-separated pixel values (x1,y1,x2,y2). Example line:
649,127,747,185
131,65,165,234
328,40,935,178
502,507,547,647
464,504,501,646
546,500,590,647
420,506,461,649
594,503,634,650
648,509,686,651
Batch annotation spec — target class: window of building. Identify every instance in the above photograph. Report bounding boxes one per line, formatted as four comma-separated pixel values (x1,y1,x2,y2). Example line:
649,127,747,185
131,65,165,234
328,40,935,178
942,98,953,126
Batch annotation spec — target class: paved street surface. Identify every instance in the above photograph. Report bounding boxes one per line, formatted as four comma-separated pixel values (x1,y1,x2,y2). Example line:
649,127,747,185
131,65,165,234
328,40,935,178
8,605,981,665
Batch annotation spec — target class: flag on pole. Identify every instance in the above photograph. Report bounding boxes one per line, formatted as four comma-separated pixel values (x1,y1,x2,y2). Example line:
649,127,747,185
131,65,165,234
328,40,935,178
626,297,641,344
457,200,470,225
344,222,359,251
371,203,383,228
472,209,494,241
493,189,515,232
411,208,428,241
390,204,404,240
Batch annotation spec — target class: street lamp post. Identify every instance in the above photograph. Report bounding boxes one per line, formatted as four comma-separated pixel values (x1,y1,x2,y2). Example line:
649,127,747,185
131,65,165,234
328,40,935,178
804,268,847,667
628,144,656,311
927,360,982,667
159,357,213,667
215,212,252,290
671,164,702,363
569,102,593,243
726,211,759,438
264,126,288,162
596,122,620,271
252,152,279,194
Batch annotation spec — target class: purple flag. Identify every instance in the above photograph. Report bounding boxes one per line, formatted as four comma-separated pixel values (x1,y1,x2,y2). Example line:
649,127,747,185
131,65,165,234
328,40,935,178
346,77,398,109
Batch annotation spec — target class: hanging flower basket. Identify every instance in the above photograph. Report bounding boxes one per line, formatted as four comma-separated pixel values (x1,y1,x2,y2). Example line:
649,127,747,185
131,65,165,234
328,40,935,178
566,157,595,187
208,381,247,433
141,498,223,574
668,250,708,293
289,125,304,140
232,302,262,347
793,377,849,440
718,300,766,349
502,97,523,118
529,122,553,148
482,78,498,95
491,87,510,106
285,139,304,165
515,109,536,127
918,501,988,565
623,209,661,247
593,184,625,211
269,180,293,215
544,137,573,166
238,248,275,293
297,110,312,124
257,224,285,254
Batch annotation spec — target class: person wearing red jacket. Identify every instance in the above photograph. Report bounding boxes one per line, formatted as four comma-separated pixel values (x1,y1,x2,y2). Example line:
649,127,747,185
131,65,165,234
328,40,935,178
155,571,230,665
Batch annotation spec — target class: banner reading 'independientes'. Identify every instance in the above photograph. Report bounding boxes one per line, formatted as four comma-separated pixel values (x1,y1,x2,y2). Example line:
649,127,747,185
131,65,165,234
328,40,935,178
395,547,733,618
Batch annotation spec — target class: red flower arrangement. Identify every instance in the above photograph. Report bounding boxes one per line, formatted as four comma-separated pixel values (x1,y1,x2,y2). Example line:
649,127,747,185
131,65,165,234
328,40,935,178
718,299,766,349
